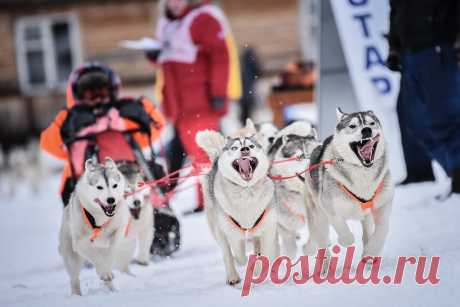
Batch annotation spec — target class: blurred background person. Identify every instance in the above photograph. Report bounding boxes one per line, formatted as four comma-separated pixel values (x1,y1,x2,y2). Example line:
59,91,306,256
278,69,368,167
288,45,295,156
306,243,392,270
239,47,261,126
146,0,242,214
387,0,460,194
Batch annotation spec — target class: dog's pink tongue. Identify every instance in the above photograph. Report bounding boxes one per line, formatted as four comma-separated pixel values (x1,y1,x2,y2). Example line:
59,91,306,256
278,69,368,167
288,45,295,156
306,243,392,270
359,136,379,161
238,158,253,180
359,143,373,161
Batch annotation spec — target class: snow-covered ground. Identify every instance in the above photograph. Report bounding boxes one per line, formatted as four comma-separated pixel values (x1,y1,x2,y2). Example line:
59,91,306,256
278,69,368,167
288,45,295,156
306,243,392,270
0,172,459,307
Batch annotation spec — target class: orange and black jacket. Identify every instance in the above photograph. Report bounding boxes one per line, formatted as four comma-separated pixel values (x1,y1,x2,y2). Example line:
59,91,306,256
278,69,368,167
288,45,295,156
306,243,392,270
40,83,165,193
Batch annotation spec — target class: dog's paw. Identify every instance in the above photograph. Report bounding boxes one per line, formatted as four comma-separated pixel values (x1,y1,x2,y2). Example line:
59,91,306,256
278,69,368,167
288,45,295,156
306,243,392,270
134,259,150,266
71,281,82,296
338,233,355,247
226,276,241,286
100,271,114,282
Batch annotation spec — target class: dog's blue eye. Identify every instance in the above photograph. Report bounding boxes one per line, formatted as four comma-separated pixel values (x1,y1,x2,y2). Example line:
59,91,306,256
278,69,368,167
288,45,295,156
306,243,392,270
97,186,104,190
231,146,238,151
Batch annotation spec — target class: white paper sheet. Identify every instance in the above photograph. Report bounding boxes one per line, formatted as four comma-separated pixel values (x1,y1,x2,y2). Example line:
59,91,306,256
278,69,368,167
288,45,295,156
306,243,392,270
119,37,162,51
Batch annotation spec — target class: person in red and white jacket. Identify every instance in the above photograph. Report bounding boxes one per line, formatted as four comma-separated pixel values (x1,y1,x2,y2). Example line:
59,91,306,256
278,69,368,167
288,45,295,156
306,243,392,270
147,0,242,212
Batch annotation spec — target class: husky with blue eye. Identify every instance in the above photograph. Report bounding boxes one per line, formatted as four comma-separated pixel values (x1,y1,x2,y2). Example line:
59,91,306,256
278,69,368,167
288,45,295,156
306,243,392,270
59,157,129,295
268,121,320,259
196,119,279,286
305,108,393,262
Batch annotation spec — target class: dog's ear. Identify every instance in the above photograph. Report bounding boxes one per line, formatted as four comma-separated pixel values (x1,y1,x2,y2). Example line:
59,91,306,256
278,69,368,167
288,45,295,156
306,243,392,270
132,163,141,173
104,157,116,169
267,135,284,156
311,125,319,140
366,110,381,125
244,118,257,134
85,158,97,172
196,130,225,161
336,107,346,121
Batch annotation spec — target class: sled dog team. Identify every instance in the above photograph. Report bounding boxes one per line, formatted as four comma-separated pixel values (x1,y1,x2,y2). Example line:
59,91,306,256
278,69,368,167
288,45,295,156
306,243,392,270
60,108,393,294
197,108,393,285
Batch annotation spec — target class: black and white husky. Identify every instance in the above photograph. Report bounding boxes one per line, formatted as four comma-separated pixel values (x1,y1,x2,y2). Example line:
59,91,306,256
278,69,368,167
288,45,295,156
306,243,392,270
115,161,154,273
305,109,393,261
268,121,320,258
196,120,279,286
59,157,129,295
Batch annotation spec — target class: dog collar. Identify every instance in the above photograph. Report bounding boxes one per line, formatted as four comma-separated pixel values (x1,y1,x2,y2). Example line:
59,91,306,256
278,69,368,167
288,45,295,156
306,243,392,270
81,204,112,242
340,180,385,210
227,208,270,233
81,204,132,241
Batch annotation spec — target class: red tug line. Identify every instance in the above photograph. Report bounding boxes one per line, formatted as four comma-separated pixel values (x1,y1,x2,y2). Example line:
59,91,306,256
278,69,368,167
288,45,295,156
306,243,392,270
123,157,337,207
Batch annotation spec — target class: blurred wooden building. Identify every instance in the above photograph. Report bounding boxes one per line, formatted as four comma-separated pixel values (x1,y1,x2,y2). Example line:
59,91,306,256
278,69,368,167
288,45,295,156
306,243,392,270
0,0,306,136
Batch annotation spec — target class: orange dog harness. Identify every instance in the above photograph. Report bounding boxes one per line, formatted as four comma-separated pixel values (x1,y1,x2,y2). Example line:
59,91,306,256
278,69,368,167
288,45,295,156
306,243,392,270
81,205,112,242
340,180,385,210
227,208,270,233
81,204,132,241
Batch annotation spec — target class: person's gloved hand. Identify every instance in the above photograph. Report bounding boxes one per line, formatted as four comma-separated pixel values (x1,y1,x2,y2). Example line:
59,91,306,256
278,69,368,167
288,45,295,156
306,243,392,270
210,96,226,113
386,49,402,72
114,98,152,133
145,50,162,62
60,105,97,145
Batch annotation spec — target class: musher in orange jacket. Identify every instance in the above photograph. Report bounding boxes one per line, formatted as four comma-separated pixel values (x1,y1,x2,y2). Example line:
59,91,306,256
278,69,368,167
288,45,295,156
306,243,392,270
40,63,165,206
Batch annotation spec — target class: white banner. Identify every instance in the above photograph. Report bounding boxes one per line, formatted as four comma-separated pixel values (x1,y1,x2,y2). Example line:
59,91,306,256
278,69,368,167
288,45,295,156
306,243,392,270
330,0,405,181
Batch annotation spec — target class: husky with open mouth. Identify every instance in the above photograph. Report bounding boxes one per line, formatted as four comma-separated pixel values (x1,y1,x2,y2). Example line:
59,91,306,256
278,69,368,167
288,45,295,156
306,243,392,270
59,157,129,295
196,119,279,286
268,121,320,258
115,162,154,273
305,108,393,262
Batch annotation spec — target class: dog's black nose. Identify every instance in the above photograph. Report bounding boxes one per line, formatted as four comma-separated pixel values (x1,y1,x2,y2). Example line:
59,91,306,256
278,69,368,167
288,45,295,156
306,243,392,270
133,200,141,207
107,197,115,204
361,127,372,139
240,146,250,156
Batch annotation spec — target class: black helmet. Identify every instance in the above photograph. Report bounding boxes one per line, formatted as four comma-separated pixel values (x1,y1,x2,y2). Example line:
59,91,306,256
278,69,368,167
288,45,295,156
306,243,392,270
69,62,121,103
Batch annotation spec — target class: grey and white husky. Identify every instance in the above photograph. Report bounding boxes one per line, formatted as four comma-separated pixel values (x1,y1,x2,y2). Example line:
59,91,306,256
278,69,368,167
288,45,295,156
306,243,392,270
255,122,279,151
59,157,129,295
115,162,154,273
305,109,393,260
196,119,279,286
268,121,320,258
